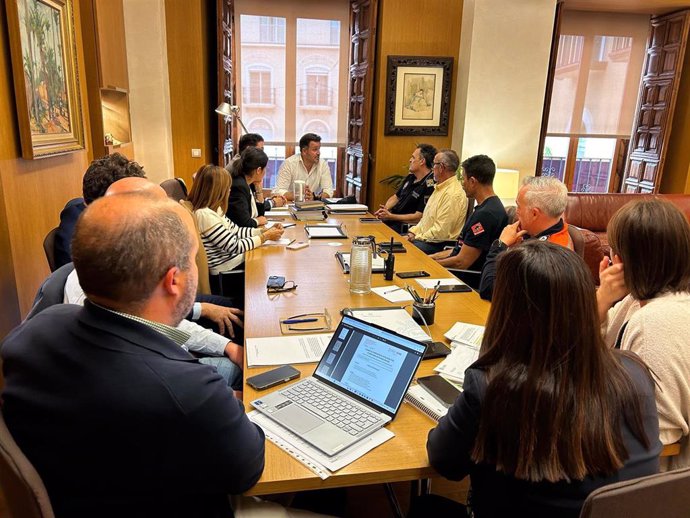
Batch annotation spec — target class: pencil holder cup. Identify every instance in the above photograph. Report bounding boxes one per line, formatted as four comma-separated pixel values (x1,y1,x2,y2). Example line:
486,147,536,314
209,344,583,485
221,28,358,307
412,301,435,326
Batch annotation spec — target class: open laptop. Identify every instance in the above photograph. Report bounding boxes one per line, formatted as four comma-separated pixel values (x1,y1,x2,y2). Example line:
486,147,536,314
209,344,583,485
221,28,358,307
251,314,427,456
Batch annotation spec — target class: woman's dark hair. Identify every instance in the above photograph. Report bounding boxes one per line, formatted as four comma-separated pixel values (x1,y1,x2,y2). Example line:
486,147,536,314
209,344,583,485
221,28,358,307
234,147,269,179
608,198,690,300
471,241,651,482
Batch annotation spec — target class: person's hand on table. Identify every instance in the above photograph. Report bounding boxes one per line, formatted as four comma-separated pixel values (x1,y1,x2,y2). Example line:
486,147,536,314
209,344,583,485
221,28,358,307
262,226,284,242
271,195,286,207
375,205,392,220
256,216,268,226
200,303,243,338
406,232,415,242
304,186,314,201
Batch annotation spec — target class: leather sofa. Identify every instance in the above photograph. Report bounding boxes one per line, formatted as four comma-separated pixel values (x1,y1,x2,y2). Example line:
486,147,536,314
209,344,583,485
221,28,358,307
565,193,690,254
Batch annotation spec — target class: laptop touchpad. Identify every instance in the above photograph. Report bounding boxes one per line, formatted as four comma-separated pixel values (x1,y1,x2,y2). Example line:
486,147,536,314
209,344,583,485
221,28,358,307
273,404,323,434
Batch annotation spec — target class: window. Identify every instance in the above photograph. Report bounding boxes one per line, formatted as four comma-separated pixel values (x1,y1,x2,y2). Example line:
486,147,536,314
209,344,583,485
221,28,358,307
541,11,648,192
237,1,349,190
245,67,274,105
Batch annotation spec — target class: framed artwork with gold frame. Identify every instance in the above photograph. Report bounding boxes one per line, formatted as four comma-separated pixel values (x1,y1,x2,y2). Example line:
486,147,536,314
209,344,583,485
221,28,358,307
5,0,85,159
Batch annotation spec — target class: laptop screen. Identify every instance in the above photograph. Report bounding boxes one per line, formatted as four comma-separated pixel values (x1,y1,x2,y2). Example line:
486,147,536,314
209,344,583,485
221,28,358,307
313,315,427,417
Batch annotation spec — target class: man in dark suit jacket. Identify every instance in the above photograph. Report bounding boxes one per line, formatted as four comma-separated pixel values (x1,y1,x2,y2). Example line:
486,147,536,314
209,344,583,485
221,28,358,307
2,192,264,518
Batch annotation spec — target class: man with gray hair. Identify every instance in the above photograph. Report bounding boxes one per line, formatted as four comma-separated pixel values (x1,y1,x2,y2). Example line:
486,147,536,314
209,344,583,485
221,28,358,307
1,193,265,517
478,175,573,300
407,149,468,254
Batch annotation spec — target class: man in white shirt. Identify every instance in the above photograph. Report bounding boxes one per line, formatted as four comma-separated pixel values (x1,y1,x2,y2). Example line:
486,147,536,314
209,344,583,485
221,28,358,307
273,133,334,201
407,149,468,254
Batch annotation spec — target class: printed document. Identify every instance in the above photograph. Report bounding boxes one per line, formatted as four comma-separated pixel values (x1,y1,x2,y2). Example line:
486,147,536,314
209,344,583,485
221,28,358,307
346,307,431,343
246,333,333,367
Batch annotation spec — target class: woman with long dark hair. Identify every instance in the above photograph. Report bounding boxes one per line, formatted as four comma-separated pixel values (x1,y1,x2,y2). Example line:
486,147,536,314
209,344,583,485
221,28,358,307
598,199,690,471
426,241,660,517
227,147,270,228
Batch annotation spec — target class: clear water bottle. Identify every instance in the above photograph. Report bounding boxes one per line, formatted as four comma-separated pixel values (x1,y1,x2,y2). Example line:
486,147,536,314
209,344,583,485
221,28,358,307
350,236,374,294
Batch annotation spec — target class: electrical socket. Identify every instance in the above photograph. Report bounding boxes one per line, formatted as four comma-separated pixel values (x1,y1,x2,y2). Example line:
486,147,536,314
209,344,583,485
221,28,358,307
191,148,202,158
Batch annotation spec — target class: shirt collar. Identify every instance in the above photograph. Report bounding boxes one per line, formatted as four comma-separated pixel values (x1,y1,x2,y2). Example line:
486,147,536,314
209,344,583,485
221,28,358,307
534,218,565,239
97,303,190,346
434,175,458,191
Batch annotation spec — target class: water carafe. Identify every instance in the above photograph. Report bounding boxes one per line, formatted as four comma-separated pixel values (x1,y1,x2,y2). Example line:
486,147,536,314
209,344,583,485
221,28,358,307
349,235,375,294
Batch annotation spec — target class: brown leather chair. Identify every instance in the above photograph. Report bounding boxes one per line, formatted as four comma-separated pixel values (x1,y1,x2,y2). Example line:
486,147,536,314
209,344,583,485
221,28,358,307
160,178,188,202
0,411,55,518
579,466,690,518
568,225,605,284
42,227,58,273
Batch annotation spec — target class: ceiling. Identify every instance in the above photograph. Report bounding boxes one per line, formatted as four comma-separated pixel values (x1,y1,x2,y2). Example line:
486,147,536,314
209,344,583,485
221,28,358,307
564,0,690,15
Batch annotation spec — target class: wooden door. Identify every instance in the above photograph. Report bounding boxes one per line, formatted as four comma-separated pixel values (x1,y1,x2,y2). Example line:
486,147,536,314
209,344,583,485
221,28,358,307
343,0,378,202
217,0,235,166
622,10,690,193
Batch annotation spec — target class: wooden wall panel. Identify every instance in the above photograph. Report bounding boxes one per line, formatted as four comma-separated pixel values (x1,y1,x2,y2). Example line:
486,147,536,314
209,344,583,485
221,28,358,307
368,0,463,210
0,1,91,327
165,0,213,185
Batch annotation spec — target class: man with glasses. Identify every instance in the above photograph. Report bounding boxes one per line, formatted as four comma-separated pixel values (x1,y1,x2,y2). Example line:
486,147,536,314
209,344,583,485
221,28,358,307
374,144,436,233
406,149,468,254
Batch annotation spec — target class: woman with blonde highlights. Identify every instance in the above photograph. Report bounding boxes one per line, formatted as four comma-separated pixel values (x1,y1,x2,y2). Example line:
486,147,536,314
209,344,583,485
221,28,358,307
188,165,284,273
425,241,660,517
598,198,690,470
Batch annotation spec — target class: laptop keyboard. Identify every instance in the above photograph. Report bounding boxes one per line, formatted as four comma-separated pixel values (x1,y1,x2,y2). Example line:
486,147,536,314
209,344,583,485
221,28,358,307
282,380,381,436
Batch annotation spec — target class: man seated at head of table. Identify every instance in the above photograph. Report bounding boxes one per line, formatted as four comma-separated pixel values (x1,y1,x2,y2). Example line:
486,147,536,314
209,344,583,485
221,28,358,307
1,192,265,518
406,149,468,254
272,132,334,201
374,143,437,234
225,133,286,224
430,154,508,271
478,175,573,300
59,178,244,390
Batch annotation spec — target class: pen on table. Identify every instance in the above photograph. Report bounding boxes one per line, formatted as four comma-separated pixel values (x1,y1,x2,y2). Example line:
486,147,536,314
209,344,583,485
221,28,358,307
282,318,319,324
384,286,402,294
287,239,296,246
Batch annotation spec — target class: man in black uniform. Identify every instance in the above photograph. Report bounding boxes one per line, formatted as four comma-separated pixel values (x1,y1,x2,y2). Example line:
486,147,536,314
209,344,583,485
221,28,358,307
374,144,436,233
430,154,508,271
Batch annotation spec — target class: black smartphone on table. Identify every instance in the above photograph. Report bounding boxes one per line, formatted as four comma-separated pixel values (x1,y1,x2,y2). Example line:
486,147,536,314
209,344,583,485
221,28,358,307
437,283,472,293
423,341,452,360
359,217,381,223
396,270,430,279
246,365,301,391
417,374,461,407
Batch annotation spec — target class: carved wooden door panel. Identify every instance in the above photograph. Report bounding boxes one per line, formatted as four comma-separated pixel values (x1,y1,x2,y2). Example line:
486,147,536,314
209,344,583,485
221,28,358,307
343,0,378,202
622,10,690,193
217,0,235,166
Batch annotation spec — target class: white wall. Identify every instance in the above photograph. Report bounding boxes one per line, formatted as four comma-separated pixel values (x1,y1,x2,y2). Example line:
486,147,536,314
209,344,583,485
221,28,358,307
123,0,174,183
453,0,557,180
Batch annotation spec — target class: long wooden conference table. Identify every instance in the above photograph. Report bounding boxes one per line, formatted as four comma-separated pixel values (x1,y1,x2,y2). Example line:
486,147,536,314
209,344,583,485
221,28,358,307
242,212,491,496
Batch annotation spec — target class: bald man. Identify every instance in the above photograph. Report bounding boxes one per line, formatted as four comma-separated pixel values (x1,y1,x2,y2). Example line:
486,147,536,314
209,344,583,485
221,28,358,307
2,193,265,518
63,181,244,388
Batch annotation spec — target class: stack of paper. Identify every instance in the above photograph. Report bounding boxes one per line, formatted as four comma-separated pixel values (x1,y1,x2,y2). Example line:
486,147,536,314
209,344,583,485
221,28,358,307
245,333,333,367
345,307,431,343
444,322,485,348
432,321,486,384
326,204,369,214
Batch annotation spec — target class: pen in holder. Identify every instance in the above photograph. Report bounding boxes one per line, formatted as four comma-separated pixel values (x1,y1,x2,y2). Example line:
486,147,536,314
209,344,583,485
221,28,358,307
412,301,435,326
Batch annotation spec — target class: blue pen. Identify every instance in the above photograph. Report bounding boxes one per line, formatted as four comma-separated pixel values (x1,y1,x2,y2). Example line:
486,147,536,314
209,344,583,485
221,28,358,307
282,318,319,324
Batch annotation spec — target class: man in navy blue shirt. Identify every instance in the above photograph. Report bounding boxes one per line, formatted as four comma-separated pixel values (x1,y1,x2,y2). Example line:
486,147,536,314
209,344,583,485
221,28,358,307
431,154,508,271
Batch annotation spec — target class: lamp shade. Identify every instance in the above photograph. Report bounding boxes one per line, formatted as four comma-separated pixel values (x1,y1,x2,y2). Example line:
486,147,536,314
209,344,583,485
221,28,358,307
494,168,519,205
215,102,233,117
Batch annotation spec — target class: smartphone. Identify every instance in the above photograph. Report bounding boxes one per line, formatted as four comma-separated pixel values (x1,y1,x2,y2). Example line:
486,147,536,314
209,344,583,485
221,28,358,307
246,365,301,391
396,270,430,279
360,217,381,223
417,375,461,407
287,241,309,250
423,341,452,360
266,275,286,289
437,284,472,293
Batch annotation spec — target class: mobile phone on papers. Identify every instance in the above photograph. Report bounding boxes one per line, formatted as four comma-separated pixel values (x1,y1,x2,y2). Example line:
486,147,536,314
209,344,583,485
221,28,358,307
422,341,452,360
437,284,472,293
417,374,461,407
246,365,301,391
396,270,430,279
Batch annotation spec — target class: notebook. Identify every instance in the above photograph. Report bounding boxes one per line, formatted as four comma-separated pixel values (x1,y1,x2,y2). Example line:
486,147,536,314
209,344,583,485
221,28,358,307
251,315,427,456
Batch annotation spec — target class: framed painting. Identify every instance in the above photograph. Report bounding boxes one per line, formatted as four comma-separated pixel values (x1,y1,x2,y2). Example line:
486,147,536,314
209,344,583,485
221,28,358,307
385,56,453,136
5,0,85,159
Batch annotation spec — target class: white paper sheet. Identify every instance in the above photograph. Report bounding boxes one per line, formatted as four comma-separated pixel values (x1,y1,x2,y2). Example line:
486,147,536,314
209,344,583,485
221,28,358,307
371,285,414,303
433,342,480,383
327,204,369,212
416,278,464,289
248,411,394,475
263,238,293,245
444,322,485,348
306,227,344,238
338,253,386,271
347,308,431,343
246,333,333,367
264,221,295,229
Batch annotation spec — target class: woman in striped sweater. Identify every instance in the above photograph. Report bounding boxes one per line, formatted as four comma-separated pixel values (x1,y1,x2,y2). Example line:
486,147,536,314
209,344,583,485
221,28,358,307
188,165,284,273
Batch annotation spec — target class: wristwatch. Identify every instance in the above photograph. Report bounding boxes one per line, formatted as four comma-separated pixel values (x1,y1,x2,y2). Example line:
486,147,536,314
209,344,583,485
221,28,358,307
491,239,508,252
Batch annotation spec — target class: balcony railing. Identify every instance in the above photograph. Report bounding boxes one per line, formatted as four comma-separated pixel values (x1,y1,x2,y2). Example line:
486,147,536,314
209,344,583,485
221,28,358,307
541,156,612,193
298,87,333,108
